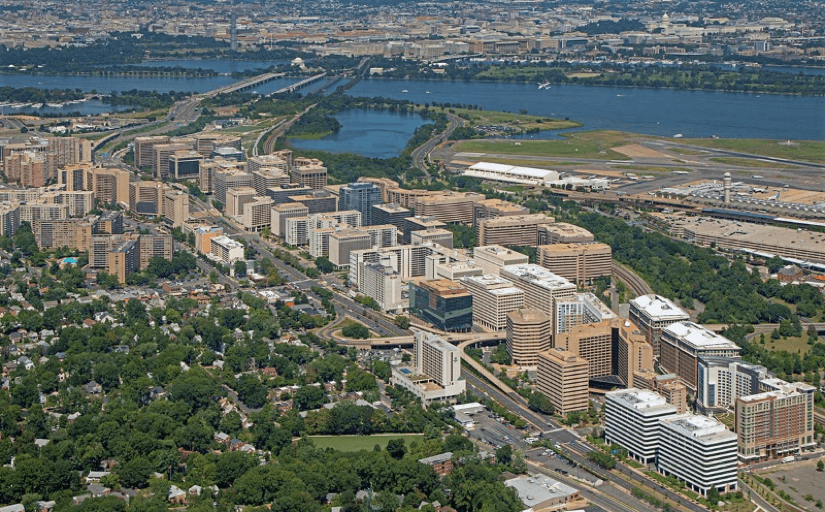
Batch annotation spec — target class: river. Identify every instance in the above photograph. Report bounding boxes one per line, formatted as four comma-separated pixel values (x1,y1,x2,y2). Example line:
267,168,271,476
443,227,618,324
347,78,825,140
287,109,426,159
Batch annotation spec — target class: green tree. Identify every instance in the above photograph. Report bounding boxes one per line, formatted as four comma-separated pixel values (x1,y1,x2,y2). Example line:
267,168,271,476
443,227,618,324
394,316,411,329
386,438,407,460
234,260,247,278
237,374,268,409
293,385,326,411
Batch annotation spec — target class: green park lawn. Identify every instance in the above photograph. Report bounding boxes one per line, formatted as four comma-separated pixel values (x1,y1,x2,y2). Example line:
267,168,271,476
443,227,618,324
682,138,825,164
308,434,424,451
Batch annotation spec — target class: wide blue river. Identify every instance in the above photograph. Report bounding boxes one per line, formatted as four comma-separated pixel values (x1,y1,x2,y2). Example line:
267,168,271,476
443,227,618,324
347,78,825,140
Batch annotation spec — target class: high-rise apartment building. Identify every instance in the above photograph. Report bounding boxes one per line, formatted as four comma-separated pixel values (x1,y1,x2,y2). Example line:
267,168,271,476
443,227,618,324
138,234,173,270
537,348,589,415
537,243,612,285
506,309,552,366
556,320,614,379
500,264,576,334
462,275,525,332
86,167,131,208
404,216,447,244
0,203,21,237
251,168,290,196
210,235,244,264
361,257,406,313
616,320,654,389
339,182,382,225
628,294,690,358
134,136,170,170
241,197,273,232
162,190,190,227
697,357,770,413
555,292,616,334
226,186,258,218
391,331,466,406
660,322,741,391
129,181,165,215
735,378,815,463
108,238,140,284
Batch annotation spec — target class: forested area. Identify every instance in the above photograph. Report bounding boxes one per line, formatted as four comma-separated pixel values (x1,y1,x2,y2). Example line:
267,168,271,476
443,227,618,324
0,87,84,104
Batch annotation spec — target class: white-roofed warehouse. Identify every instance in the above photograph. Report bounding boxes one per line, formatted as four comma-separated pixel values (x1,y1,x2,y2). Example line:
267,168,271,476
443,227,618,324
464,162,560,185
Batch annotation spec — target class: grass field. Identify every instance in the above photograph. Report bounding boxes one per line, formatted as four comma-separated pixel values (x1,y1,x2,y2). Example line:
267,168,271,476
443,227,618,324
681,138,825,164
452,130,634,160
766,335,812,355
446,106,582,133
709,157,799,169
308,434,424,451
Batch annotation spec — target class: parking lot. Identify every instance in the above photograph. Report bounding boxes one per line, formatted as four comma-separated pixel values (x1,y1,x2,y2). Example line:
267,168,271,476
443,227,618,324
755,456,825,506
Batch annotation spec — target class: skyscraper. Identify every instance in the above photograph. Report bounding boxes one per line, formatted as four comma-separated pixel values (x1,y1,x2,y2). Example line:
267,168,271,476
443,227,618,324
339,182,382,225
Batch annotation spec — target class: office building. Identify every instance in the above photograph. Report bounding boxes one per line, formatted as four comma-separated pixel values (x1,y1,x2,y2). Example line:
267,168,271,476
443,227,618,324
168,151,204,180
391,331,466,406
462,275,525,332
289,191,337,215
660,322,741,391
328,226,396,267
210,235,244,264
504,475,580,512
426,258,483,281
211,146,244,162
271,203,309,239
214,169,253,206
290,158,327,190
285,217,311,247
697,357,770,413
251,168,290,195
537,223,595,245
308,226,335,257
372,203,411,232
411,228,454,248
349,243,436,289
413,191,483,225
339,182,381,225
153,139,195,179
134,136,169,170
472,198,529,228
162,190,190,227
194,134,242,156
129,181,165,216
477,214,554,247
472,245,529,276
321,210,362,229
265,184,312,205
506,309,551,366
386,187,437,208
138,234,173,269
537,348,589,415
241,197,273,232
107,238,140,284
537,243,612,285
361,257,406,313
735,379,815,463
629,295,690,358
500,264,576,329
657,414,738,497
247,154,289,175
409,279,473,332
555,292,616,334
404,216,446,244
226,186,258,217
604,388,678,464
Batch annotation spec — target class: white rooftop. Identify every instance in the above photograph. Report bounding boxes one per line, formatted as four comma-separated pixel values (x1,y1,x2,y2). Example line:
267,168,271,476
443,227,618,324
212,235,243,249
630,294,689,321
501,264,575,291
665,322,741,351
469,162,558,179
660,413,735,442
607,388,677,415
504,474,578,507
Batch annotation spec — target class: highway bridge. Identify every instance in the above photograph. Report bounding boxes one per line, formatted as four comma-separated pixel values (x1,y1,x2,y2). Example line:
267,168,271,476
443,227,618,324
211,72,286,96
266,73,327,96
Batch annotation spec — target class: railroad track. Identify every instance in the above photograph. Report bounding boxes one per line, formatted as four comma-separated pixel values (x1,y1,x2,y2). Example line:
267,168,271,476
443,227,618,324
612,261,653,297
